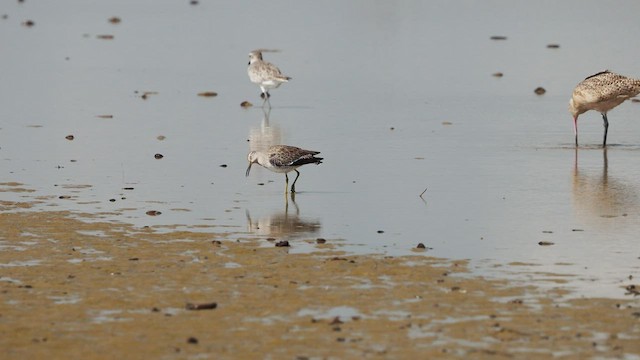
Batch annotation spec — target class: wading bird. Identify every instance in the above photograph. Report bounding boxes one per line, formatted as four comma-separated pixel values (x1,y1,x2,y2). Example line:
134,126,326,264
569,70,640,147
246,145,322,193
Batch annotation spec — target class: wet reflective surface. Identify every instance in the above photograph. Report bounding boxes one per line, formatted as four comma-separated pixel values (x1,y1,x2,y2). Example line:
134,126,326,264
2,0,640,299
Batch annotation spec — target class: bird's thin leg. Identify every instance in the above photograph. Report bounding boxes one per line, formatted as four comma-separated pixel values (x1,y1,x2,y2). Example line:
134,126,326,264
285,173,289,193
601,113,609,147
265,92,272,108
290,170,301,193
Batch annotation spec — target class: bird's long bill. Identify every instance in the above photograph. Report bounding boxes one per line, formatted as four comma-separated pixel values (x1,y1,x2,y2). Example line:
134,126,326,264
245,163,253,177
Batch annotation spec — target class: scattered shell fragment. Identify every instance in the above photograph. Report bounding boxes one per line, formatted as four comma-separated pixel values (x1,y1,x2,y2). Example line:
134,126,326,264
534,87,546,95
137,91,158,100
185,302,217,310
197,91,218,97
240,101,253,108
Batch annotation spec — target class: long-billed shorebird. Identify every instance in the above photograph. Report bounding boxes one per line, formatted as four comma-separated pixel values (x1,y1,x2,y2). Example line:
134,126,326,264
569,70,640,147
247,50,291,107
246,145,322,193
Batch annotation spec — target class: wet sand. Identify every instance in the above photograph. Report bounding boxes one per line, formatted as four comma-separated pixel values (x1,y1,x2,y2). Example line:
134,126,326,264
1,196,639,359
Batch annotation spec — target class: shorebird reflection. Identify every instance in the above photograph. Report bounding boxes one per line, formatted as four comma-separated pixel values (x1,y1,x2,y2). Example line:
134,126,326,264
572,148,639,220
248,107,282,152
246,194,321,239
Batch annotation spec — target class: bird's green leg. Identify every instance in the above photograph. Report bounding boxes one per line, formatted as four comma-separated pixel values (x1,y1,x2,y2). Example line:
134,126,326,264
290,170,301,193
285,173,289,193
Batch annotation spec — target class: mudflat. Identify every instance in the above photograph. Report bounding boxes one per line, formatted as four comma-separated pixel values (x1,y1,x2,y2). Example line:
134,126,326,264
1,200,639,359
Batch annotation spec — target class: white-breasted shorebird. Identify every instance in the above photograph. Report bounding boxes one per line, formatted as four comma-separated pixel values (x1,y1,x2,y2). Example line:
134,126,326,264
246,145,322,193
569,70,640,147
247,50,291,107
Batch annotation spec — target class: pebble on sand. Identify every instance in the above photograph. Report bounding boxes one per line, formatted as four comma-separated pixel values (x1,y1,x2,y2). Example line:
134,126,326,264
65,135,74,140
492,72,504,77
240,101,253,108
534,87,546,95
490,35,507,40
108,17,121,24
197,91,218,97
154,153,163,159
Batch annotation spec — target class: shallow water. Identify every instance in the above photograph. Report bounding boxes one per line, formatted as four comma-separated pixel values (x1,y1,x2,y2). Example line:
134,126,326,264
2,0,640,298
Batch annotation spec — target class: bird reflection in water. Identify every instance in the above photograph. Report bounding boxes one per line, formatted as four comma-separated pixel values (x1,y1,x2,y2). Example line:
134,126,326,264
246,193,322,240
572,148,639,221
248,107,282,153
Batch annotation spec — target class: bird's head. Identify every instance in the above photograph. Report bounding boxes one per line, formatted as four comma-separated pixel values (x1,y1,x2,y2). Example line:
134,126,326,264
568,97,580,120
248,51,263,65
246,151,258,177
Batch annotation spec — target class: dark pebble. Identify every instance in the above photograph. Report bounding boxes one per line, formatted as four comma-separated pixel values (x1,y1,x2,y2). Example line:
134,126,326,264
108,17,121,24
109,199,116,202
534,87,546,95
128,257,139,261
151,307,160,312
185,302,218,310
197,91,218,97
65,135,74,140
146,210,161,216
187,337,198,344
547,44,560,49
211,240,222,245
123,187,134,190
416,243,426,249
22,20,35,27
275,240,290,247
538,241,554,246
219,164,227,168
316,238,326,244
490,35,507,40
377,230,384,234
154,153,163,159
240,101,253,108
266,237,276,242
492,72,504,77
